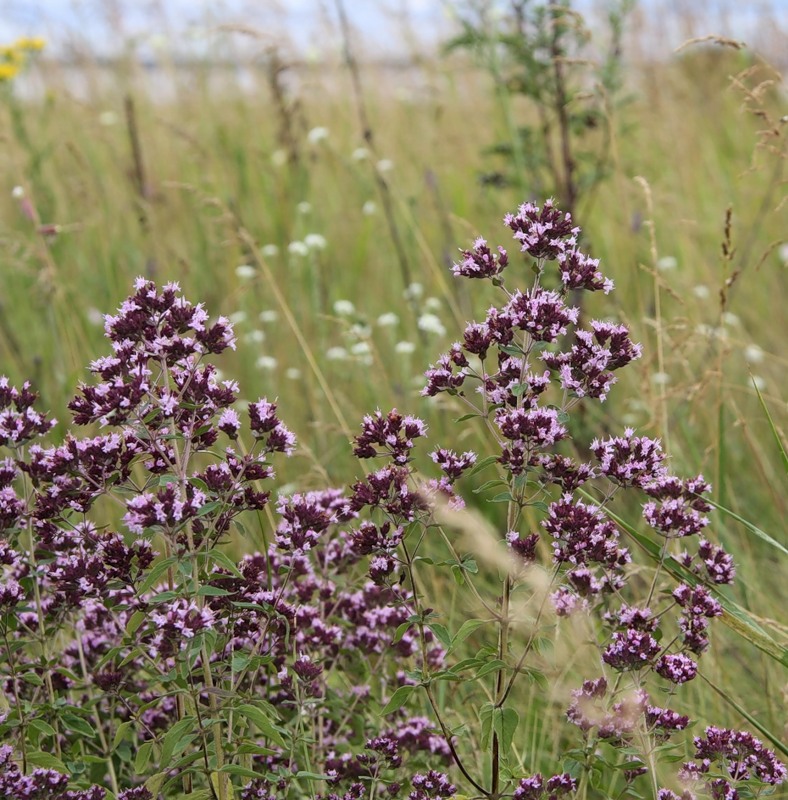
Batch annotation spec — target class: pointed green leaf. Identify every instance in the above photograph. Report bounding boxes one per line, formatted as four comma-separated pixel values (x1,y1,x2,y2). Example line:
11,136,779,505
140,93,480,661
380,685,415,716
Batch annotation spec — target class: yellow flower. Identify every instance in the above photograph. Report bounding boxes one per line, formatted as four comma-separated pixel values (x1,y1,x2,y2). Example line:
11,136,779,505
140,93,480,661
15,37,45,51
0,62,21,81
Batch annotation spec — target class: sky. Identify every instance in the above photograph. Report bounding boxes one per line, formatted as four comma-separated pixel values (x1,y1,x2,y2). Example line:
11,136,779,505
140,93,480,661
1,0,786,61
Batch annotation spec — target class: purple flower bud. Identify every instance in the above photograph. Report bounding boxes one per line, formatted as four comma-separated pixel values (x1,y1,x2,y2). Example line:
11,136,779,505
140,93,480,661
218,407,241,438
655,653,698,684
504,288,578,342
603,628,660,671
354,409,427,463
557,248,614,293
409,771,456,800
452,237,508,279
698,539,736,584
504,199,580,260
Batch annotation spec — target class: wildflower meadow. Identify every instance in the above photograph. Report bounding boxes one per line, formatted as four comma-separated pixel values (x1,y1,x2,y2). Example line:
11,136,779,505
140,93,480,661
0,3,786,800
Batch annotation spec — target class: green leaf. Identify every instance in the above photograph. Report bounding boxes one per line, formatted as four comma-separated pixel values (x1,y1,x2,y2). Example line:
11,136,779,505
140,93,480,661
138,556,178,594
468,454,499,477
113,721,133,750
196,501,223,517
489,491,515,504
145,773,167,796
236,743,278,757
218,764,263,780
61,712,96,738
475,659,506,679
197,585,232,597
380,685,415,716
479,702,494,749
28,718,56,737
496,707,519,754
160,716,197,765
392,620,413,645
462,556,478,574
235,703,287,748
204,549,244,578
473,479,507,494
26,751,67,772
135,741,154,773
427,623,452,650
450,619,487,652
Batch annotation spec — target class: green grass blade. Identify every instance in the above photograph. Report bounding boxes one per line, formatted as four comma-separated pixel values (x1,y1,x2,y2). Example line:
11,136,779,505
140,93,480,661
707,500,788,557
586,494,788,668
717,401,728,510
698,672,788,758
751,375,788,476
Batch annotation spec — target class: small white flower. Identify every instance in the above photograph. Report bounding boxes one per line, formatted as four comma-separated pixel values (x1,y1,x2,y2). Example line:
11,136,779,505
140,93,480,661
778,243,788,264
326,346,349,361
404,282,423,300
424,297,442,312
744,344,764,364
751,375,767,390
417,313,446,336
352,147,369,161
229,311,247,325
11,186,24,199
350,341,372,356
651,372,671,386
304,233,327,250
376,159,394,172
395,341,416,355
297,201,312,215
721,311,740,327
377,312,399,327
244,330,266,344
258,309,279,323
656,256,677,271
307,126,329,144
271,149,288,167
362,200,377,216
98,111,118,127
261,244,279,258
235,264,256,279
349,323,372,340
693,285,710,299
288,241,309,257
285,367,302,380
333,299,355,316
256,355,278,370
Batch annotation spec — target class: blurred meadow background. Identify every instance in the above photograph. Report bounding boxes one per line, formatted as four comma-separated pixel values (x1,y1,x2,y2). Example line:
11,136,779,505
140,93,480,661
1,0,787,778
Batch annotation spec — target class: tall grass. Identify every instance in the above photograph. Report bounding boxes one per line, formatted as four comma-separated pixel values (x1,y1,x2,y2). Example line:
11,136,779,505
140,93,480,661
1,7,786,775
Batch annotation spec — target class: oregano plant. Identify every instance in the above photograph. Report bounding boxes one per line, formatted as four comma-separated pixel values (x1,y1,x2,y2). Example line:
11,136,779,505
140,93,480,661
0,202,784,800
